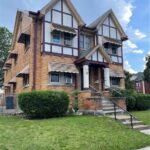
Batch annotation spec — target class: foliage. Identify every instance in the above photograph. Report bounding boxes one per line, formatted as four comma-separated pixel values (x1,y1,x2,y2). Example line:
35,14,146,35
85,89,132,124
124,70,134,90
18,91,69,119
71,90,79,112
0,27,12,85
144,55,150,83
112,89,150,111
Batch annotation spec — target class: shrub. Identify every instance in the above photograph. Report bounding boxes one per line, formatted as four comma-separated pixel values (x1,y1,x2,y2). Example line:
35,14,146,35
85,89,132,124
126,96,136,111
18,91,69,119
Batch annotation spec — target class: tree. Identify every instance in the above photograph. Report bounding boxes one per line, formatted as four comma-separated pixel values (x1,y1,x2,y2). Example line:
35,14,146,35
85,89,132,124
0,27,12,86
124,70,134,90
144,56,150,83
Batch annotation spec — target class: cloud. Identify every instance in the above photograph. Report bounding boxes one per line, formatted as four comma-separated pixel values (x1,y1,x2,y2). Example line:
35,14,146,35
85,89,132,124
132,49,144,54
134,29,147,39
126,40,137,49
124,61,137,74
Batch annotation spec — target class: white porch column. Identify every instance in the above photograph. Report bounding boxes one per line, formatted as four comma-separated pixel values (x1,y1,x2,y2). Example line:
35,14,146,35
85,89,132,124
104,68,110,89
83,65,89,89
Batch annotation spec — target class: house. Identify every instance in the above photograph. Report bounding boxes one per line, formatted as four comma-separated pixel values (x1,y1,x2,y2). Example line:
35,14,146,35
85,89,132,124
3,0,127,111
131,72,150,94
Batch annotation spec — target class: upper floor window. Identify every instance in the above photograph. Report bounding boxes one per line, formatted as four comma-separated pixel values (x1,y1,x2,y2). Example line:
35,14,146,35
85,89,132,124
86,36,91,50
112,46,117,55
24,36,30,50
80,35,84,49
52,31,61,44
80,34,92,50
64,33,72,46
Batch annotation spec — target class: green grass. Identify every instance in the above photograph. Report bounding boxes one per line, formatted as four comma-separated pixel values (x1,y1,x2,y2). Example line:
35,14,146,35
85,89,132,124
132,110,150,125
0,116,149,150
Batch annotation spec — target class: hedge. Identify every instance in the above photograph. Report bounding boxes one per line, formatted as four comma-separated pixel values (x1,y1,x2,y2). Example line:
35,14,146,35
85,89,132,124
18,91,69,119
112,89,150,111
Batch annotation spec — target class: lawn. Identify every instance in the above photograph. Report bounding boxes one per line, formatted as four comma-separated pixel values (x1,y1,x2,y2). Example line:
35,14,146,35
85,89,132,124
132,110,150,125
0,116,149,150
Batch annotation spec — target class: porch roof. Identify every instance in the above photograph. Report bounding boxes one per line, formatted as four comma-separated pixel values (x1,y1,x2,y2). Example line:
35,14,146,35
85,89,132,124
48,62,79,74
76,44,112,64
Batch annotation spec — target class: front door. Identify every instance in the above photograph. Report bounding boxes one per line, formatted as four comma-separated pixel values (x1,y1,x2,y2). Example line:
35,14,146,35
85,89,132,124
90,66,103,91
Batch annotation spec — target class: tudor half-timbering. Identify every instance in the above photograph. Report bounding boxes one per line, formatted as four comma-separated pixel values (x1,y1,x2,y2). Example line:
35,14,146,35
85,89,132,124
3,0,128,109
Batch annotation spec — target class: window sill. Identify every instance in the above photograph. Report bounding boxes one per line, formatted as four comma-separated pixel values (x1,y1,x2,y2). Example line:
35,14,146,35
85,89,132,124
23,84,29,89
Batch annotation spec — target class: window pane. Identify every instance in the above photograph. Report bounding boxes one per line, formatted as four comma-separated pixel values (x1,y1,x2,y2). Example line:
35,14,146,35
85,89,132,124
111,78,120,86
63,14,72,27
80,35,84,48
51,73,59,82
110,27,117,39
112,46,117,55
23,75,29,86
118,57,122,63
65,73,72,84
103,17,109,25
103,25,109,37
52,31,61,44
111,56,118,63
86,36,91,49
64,33,72,46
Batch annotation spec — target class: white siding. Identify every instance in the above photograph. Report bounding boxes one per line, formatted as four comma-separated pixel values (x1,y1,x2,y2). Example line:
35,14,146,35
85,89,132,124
63,47,72,55
110,18,115,27
73,36,78,48
73,18,78,28
63,2,71,14
73,49,78,56
45,22,51,43
98,36,102,45
52,45,62,54
92,51,97,61
103,17,109,25
98,52,103,62
110,27,116,39
103,26,109,37
45,44,51,52
52,11,61,24
45,11,51,22
53,1,61,11
98,26,102,35
63,14,72,27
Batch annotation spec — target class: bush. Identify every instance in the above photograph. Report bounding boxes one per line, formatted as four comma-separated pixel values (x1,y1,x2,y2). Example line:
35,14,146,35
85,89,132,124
112,89,150,111
18,91,69,119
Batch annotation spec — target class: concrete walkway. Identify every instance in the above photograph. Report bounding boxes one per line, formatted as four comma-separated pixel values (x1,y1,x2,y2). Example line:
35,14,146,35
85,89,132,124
137,146,150,150
140,129,150,135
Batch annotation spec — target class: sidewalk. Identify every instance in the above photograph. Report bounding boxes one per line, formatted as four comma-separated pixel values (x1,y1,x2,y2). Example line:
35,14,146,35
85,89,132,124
138,146,150,150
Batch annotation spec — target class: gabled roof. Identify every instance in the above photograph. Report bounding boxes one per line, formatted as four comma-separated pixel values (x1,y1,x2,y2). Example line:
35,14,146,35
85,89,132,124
78,44,112,63
40,0,85,26
131,72,144,81
88,9,128,41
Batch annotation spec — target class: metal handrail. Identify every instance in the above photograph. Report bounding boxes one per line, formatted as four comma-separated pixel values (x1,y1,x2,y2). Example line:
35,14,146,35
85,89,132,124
90,83,135,129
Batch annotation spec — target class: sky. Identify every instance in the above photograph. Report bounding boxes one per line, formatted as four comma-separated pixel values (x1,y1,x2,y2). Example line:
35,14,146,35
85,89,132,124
0,0,150,74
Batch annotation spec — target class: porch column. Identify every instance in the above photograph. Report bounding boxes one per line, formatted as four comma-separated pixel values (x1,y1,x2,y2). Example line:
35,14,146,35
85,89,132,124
104,68,110,89
83,65,89,89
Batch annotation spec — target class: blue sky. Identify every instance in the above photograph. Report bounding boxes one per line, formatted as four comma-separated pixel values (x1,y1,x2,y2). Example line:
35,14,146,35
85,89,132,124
0,0,150,73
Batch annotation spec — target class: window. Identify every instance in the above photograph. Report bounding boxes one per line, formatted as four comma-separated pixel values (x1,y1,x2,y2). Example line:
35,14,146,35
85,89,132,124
51,72,59,83
112,46,117,55
24,36,30,50
86,36,91,50
64,33,72,46
64,73,72,84
52,31,61,44
80,35,84,49
111,78,120,86
23,75,29,87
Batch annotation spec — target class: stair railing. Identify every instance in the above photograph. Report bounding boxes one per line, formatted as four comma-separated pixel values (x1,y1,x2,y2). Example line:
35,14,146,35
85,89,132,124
104,84,136,129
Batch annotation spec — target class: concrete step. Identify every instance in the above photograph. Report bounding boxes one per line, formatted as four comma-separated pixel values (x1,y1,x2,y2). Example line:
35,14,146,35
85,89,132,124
133,125,150,130
103,104,114,107
123,120,143,126
102,101,113,105
103,107,121,111
103,109,124,115
87,96,101,100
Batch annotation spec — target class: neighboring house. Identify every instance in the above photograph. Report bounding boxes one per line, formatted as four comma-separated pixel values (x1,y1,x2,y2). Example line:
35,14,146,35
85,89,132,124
3,0,127,109
131,72,150,94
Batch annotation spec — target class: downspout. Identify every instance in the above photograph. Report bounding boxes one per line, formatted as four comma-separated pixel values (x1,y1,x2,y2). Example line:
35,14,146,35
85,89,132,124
29,11,39,90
